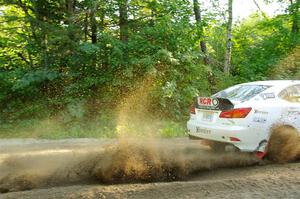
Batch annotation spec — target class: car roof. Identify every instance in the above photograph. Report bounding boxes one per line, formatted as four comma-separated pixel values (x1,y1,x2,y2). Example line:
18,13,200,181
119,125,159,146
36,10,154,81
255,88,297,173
240,80,300,87
238,80,300,94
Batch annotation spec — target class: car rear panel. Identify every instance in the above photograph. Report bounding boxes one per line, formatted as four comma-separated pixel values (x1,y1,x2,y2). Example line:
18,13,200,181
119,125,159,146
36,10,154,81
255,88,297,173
187,115,258,152
194,109,220,123
187,97,261,151
187,119,246,142
187,121,257,151
191,97,237,124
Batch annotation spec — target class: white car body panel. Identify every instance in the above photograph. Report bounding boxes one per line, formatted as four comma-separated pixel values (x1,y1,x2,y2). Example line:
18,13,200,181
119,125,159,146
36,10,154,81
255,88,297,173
187,80,300,152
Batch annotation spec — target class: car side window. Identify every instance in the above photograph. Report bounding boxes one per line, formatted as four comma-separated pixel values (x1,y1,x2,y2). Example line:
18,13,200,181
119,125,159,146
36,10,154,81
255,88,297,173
279,85,300,103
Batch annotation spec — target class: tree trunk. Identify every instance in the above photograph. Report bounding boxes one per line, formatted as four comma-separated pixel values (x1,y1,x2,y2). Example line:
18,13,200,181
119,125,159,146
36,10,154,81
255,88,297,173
193,0,209,65
84,11,88,42
290,0,299,36
118,0,129,43
66,0,76,41
252,0,267,19
43,20,49,69
17,0,38,45
67,0,75,15
224,0,233,74
150,2,156,27
99,6,105,33
90,9,97,44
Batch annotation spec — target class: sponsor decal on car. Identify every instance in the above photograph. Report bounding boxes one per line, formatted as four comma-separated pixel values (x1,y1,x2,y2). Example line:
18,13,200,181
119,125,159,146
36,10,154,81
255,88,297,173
198,97,219,107
254,110,269,115
196,127,211,135
195,97,234,111
253,117,267,123
260,93,275,100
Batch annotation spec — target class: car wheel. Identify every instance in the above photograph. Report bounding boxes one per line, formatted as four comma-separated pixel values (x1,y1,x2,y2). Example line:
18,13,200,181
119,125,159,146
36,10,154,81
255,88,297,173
267,125,300,163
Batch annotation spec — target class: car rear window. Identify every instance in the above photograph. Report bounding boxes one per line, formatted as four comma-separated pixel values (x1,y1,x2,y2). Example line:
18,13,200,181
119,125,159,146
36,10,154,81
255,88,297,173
213,85,271,102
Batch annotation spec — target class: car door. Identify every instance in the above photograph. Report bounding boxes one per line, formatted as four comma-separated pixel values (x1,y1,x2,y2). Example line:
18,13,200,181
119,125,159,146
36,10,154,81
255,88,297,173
278,84,300,131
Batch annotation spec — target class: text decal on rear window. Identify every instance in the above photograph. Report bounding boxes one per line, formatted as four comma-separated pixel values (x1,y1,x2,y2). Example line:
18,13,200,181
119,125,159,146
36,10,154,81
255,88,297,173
198,97,219,107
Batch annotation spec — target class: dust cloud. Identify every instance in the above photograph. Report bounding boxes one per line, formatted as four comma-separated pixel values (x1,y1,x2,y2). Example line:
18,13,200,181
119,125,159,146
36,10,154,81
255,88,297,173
267,125,300,163
0,149,101,192
115,76,160,138
93,139,259,183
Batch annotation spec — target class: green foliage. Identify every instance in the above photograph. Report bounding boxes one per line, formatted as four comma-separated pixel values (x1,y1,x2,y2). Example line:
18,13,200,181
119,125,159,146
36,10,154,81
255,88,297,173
159,121,186,137
270,45,300,79
12,69,59,92
232,14,294,80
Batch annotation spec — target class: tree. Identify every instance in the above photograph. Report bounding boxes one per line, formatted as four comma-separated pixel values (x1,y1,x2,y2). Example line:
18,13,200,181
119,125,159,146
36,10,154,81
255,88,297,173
265,0,299,42
252,0,268,18
118,0,129,43
90,7,98,44
193,0,209,65
224,0,233,74
289,0,299,40
0,0,298,123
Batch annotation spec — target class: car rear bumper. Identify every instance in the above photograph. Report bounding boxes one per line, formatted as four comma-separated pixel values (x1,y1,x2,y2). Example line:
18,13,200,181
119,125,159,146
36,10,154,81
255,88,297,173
187,119,257,152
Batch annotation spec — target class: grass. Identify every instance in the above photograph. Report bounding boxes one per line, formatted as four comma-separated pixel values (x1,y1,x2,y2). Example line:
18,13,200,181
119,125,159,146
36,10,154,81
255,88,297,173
0,116,187,139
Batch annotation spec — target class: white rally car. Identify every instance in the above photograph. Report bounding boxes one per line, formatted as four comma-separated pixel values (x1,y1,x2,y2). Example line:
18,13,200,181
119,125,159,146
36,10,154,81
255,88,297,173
187,80,300,158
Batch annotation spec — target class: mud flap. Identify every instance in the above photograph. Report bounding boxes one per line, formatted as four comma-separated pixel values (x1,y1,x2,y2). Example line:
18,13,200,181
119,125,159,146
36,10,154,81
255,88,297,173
255,140,268,159
255,151,266,159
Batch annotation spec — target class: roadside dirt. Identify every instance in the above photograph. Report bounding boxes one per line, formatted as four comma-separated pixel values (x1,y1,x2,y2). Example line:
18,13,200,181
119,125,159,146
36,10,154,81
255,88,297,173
0,138,300,199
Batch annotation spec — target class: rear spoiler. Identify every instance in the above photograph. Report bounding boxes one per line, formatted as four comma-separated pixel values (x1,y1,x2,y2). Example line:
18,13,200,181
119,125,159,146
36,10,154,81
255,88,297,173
194,97,234,111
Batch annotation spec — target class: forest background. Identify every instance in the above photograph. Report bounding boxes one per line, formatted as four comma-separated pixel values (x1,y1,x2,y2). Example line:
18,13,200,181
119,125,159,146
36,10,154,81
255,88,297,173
0,0,299,138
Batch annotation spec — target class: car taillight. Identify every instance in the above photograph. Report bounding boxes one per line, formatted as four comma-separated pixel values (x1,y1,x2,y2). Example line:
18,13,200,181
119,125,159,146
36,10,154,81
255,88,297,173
219,108,252,118
229,137,241,142
190,104,196,114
